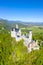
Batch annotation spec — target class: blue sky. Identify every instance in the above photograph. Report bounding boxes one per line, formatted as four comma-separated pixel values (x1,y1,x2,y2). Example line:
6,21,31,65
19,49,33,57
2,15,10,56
0,0,43,22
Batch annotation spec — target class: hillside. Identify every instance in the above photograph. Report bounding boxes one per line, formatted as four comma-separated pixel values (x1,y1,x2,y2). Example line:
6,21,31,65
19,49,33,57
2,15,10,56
0,19,43,65
0,27,43,65
0,19,43,30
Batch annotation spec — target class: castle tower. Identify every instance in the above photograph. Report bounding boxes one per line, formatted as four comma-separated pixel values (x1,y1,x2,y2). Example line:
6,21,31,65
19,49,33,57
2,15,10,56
16,24,18,29
29,30,32,43
11,28,16,37
19,29,21,36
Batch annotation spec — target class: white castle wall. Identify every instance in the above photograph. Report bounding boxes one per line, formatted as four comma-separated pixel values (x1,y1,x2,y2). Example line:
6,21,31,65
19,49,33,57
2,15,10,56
11,30,32,43
11,30,16,37
16,30,21,37
11,25,32,44
11,25,39,52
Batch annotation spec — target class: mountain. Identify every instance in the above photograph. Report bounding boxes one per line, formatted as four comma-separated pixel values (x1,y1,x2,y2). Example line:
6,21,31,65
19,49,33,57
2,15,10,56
0,18,43,30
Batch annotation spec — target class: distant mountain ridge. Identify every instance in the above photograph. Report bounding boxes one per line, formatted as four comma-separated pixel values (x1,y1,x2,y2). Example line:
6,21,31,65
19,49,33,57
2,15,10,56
0,18,43,30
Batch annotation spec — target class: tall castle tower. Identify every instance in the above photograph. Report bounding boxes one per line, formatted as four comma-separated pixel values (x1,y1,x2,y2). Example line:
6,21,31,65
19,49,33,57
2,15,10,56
16,24,18,29
29,30,32,43
11,28,16,37
11,24,21,38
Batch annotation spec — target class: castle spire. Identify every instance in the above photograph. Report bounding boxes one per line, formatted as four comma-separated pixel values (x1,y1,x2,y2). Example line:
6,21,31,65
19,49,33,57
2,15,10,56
29,30,32,42
16,24,18,29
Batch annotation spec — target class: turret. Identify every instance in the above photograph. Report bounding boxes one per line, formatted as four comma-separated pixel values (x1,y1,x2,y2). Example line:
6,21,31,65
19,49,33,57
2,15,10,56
16,24,18,29
11,28,16,37
29,30,32,43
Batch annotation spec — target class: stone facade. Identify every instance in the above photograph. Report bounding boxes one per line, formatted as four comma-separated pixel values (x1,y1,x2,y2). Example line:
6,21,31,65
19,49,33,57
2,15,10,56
11,24,39,52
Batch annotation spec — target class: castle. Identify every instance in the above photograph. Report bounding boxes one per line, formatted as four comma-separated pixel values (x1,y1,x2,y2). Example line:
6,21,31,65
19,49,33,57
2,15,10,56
11,24,39,52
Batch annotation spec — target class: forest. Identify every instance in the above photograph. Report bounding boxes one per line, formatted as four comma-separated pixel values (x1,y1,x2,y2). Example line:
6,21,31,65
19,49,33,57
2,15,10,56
0,20,43,65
